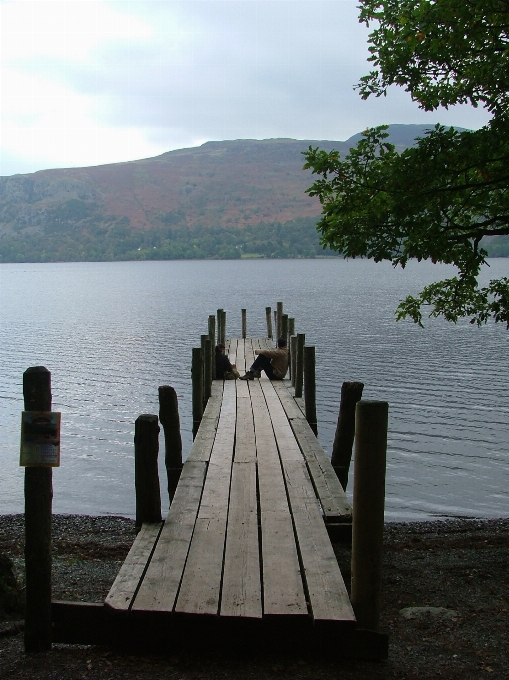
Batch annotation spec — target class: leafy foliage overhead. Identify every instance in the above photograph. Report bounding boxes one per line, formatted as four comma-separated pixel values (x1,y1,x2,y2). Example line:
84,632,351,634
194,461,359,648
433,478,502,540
304,0,509,327
358,0,509,117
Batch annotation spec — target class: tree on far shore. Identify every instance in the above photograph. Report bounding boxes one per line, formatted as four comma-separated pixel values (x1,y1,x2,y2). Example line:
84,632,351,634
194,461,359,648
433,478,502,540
304,0,509,327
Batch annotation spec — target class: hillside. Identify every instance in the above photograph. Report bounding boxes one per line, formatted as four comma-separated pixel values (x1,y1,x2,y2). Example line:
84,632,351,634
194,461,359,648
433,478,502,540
1,124,506,261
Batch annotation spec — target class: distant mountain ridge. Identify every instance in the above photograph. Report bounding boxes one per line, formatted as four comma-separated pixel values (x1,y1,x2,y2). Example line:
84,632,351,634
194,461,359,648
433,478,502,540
0,125,434,236
2,124,505,261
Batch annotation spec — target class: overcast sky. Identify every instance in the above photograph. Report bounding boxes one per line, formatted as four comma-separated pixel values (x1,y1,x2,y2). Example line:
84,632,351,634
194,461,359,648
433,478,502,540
1,0,490,177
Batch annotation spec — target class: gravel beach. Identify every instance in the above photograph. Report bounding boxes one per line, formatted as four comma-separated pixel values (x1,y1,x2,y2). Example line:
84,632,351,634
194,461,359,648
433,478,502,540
1,514,508,679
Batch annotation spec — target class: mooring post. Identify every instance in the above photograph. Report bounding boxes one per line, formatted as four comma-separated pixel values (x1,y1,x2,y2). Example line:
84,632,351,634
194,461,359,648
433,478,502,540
288,317,295,343
331,381,365,490
221,309,227,345
23,366,53,653
200,334,209,405
304,345,317,435
158,386,183,505
281,313,288,348
208,314,216,378
241,308,247,339
192,347,204,438
203,338,212,403
266,306,273,339
276,301,283,339
134,414,162,531
288,318,295,380
290,335,297,386
208,314,216,344
294,333,305,398
350,400,388,632
217,309,223,347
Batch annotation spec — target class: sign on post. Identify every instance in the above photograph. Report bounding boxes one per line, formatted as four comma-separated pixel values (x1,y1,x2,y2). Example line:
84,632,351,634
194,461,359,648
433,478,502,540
20,411,61,467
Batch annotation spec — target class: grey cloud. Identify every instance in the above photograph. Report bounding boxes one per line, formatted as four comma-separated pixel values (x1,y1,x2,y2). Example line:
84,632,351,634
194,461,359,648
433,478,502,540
8,0,490,171
31,1,376,138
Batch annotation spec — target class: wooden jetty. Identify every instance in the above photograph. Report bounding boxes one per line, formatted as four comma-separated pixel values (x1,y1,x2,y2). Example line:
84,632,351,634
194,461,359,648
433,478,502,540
51,334,388,659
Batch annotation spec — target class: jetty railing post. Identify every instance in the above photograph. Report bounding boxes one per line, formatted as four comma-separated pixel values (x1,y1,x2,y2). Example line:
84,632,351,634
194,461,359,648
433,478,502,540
294,333,305,398
276,301,283,339
219,309,226,345
241,308,247,339
204,337,212,404
288,317,295,344
273,311,277,340
192,347,204,438
288,318,295,380
200,334,209,406
208,314,216,378
208,314,216,345
158,386,183,504
266,307,273,339
350,400,388,632
23,366,53,653
281,314,288,348
303,345,317,435
217,309,223,347
290,335,297,386
134,414,162,532
331,381,365,490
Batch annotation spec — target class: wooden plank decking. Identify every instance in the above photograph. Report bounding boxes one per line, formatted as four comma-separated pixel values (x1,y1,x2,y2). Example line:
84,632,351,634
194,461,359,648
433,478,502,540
50,335,390,658
104,338,355,644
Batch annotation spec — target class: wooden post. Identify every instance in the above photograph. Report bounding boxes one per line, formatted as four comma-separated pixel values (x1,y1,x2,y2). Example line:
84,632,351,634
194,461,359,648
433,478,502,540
273,310,277,340
288,317,295,341
281,314,288,347
221,309,226,344
290,335,297,386
208,315,216,344
192,347,203,438
134,414,162,531
331,381,364,490
241,308,247,339
288,318,295,380
294,333,305,398
23,366,53,653
217,309,223,348
351,400,388,632
209,314,216,378
276,301,283,339
203,338,212,403
200,334,208,406
266,307,273,339
303,345,317,435
158,386,183,504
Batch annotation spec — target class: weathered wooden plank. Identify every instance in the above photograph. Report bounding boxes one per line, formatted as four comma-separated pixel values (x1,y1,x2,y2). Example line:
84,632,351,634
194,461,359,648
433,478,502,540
249,380,308,617
259,381,303,461
270,380,352,521
131,461,207,613
105,522,162,611
289,418,352,521
186,383,223,463
228,337,238,368
244,338,257,374
220,460,262,618
235,380,256,463
175,380,237,615
257,379,355,625
282,459,355,625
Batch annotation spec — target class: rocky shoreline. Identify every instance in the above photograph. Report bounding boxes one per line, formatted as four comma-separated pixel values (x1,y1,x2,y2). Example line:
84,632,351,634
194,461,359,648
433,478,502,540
1,514,508,679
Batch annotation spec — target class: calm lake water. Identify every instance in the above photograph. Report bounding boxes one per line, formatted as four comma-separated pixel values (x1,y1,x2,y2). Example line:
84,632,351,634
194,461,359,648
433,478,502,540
1,258,508,521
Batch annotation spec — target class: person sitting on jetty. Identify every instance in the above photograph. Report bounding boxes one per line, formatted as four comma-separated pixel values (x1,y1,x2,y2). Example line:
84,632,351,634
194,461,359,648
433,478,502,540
215,344,240,379
240,338,289,380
